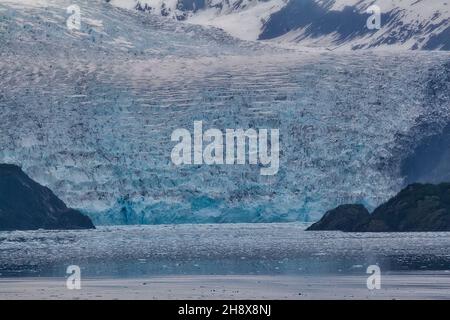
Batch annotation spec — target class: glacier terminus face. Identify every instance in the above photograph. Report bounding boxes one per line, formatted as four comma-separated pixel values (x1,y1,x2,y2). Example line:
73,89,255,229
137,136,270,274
0,0,449,225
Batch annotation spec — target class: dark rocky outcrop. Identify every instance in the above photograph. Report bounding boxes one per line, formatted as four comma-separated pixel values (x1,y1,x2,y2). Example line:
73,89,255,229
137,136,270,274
366,183,450,232
0,164,95,231
307,183,450,232
306,204,370,232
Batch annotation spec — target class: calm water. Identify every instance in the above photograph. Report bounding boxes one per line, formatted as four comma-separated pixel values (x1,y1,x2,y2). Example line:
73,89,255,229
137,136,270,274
1,223,450,277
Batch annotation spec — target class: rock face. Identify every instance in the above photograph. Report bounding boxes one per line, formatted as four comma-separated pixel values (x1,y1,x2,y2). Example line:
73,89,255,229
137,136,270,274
306,204,370,232
307,183,450,232
0,164,95,231
367,183,450,232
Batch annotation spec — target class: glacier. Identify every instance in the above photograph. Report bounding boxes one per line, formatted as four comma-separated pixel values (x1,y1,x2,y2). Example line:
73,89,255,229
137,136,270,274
0,0,450,225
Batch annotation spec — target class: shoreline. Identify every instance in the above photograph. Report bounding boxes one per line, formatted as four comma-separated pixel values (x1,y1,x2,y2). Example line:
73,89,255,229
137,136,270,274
1,272,449,300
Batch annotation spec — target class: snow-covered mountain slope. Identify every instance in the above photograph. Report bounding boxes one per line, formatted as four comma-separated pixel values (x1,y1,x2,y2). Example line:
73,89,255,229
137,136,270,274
110,0,288,41
259,0,450,50
114,0,450,50
1,0,449,225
